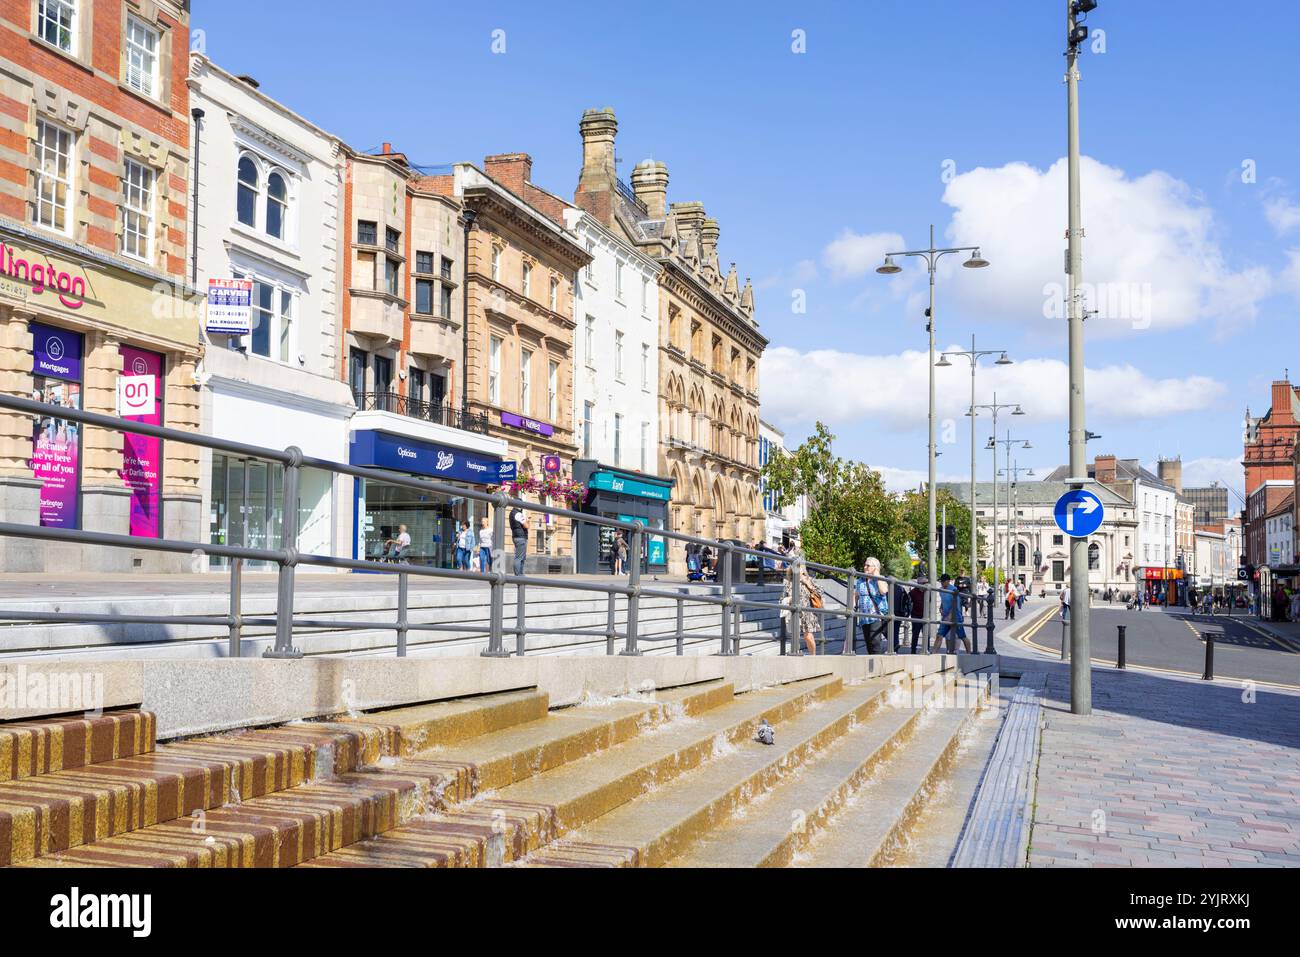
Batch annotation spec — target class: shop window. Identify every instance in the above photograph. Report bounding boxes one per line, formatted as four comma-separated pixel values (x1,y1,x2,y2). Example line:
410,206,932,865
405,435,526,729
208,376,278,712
121,159,154,262
33,120,73,234
124,14,159,97
30,323,84,530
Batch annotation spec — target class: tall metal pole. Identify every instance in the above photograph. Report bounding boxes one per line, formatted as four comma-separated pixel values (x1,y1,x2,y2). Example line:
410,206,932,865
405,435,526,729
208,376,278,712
1066,0,1092,714
991,399,1000,613
970,335,978,588
927,224,938,626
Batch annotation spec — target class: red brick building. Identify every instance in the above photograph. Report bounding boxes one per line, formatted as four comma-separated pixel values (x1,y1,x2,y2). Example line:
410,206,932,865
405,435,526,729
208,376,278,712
0,0,201,572
1243,379,1300,569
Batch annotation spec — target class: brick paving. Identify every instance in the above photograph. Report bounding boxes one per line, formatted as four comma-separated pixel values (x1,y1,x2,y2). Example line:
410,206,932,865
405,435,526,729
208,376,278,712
1021,657,1300,867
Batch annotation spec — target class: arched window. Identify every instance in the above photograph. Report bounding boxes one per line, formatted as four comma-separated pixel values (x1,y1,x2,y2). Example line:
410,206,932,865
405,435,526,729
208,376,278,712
1088,541,1101,570
1014,542,1027,567
266,170,288,239
237,156,259,227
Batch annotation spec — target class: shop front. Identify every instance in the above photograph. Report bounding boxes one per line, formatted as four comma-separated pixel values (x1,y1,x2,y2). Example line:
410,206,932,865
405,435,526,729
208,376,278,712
349,428,510,568
0,226,201,572
571,459,673,575
1138,566,1184,606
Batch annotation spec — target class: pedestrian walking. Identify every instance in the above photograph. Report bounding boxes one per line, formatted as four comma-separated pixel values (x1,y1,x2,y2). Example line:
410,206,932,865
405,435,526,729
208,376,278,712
1004,580,1017,620
893,577,912,654
455,521,475,571
782,536,820,656
509,502,529,576
937,573,971,654
854,557,889,654
612,531,629,575
478,517,494,573
909,576,927,654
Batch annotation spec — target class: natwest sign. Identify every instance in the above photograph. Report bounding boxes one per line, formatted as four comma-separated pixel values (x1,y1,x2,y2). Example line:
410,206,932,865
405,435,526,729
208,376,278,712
500,411,554,437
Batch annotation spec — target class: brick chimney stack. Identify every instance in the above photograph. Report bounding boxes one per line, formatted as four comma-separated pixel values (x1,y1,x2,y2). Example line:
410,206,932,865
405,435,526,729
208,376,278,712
1094,454,1118,486
1158,456,1183,494
1271,379,1297,425
574,107,618,224
484,153,533,195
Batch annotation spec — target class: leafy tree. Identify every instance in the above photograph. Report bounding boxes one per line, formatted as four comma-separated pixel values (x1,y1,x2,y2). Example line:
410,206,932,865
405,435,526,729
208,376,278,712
761,422,906,571
898,487,981,577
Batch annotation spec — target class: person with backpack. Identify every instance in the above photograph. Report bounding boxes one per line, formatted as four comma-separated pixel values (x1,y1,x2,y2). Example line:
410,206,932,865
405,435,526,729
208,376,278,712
909,575,928,654
854,556,889,654
1004,579,1018,620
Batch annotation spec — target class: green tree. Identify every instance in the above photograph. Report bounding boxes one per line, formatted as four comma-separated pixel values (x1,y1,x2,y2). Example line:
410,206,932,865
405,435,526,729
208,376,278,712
761,422,906,570
898,487,981,578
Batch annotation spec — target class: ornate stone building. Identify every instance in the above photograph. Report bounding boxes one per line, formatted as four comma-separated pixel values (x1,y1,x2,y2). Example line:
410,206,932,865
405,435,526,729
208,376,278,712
571,108,766,557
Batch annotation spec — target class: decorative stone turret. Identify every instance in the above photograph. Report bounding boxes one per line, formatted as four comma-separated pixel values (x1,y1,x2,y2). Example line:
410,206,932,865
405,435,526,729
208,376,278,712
724,263,739,299
630,160,669,219
700,218,720,268
741,278,755,314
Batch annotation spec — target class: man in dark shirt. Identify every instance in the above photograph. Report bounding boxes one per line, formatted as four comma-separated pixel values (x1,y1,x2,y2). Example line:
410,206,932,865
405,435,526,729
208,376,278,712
909,578,928,654
509,503,528,575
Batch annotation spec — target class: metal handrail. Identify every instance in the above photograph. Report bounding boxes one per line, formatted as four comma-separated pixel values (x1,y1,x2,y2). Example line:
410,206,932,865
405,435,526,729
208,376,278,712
0,392,996,660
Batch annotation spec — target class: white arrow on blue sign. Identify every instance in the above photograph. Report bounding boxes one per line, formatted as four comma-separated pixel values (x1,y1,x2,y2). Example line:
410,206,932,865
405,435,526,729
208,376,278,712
1053,488,1104,538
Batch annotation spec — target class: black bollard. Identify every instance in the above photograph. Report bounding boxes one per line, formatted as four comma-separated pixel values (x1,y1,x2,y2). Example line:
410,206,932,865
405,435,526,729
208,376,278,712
1116,624,1126,670
1203,631,1216,681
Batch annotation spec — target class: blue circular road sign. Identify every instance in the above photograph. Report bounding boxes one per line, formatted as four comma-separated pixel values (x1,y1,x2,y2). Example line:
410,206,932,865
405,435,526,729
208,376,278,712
1053,489,1104,538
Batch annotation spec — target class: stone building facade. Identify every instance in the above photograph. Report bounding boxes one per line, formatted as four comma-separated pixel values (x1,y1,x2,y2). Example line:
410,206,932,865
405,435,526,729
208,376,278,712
571,108,766,563
0,0,200,572
425,156,587,572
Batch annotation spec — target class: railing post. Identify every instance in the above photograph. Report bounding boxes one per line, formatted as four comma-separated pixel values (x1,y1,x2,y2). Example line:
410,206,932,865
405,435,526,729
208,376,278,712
606,592,617,655
482,492,510,658
789,557,805,657
266,448,303,659
676,589,686,656
227,557,243,659
984,590,995,654
1116,623,1126,669
622,524,642,656
719,543,734,656
396,570,408,658
515,581,527,657
732,603,742,655
843,571,857,656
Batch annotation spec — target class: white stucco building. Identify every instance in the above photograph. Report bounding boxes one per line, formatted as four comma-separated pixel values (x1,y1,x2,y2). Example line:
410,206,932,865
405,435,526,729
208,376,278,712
564,207,661,474
757,421,806,548
189,55,356,565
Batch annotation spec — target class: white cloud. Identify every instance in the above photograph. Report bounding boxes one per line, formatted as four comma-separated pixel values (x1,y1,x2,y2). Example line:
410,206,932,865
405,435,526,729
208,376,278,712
872,465,969,495
1265,197,1300,236
823,230,906,280
1281,248,1300,298
938,157,1271,337
760,345,1229,431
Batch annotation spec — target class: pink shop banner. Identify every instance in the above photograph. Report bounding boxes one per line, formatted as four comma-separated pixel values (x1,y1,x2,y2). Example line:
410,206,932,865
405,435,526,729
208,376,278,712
120,346,163,539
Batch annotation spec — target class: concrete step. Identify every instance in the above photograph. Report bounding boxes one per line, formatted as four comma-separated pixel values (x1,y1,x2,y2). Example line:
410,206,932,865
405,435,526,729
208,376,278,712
0,719,392,866
341,689,551,756
22,762,452,867
521,675,907,868
791,675,989,868
0,709,156,783
296,675,840,868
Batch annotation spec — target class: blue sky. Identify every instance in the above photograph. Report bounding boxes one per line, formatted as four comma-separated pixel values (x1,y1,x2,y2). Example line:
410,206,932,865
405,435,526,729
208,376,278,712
194,1,1300,503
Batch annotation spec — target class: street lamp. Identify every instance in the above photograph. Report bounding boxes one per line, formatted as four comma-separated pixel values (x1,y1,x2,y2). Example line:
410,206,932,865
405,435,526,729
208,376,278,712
877,226,989,637
999,462,1036,588
993,432,1033,603
938,336,1013,627
972,394,1024,651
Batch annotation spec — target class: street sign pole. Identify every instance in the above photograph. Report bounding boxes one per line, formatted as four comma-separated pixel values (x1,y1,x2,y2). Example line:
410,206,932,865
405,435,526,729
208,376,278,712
1066,0,1091,715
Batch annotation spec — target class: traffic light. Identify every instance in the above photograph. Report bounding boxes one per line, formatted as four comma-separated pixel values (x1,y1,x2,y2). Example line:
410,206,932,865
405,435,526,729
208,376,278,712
944,524,957,551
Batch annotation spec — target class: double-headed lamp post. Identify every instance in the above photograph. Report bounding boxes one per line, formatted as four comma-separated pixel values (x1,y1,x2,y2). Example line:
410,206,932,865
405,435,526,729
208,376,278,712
999,462,1037,585
990,431,1033,615
877,226,988,628
971,394,1024,651
938,337,1013,599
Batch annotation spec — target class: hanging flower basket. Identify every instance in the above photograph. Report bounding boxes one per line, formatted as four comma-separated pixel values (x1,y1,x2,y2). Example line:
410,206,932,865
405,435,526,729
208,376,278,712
491,475,587,507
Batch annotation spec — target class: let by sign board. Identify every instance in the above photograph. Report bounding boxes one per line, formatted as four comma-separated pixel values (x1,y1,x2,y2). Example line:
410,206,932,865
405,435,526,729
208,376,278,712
206,278,253,336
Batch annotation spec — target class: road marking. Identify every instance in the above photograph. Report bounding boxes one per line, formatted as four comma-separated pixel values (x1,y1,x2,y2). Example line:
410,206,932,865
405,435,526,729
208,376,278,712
1006,611,1300,690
